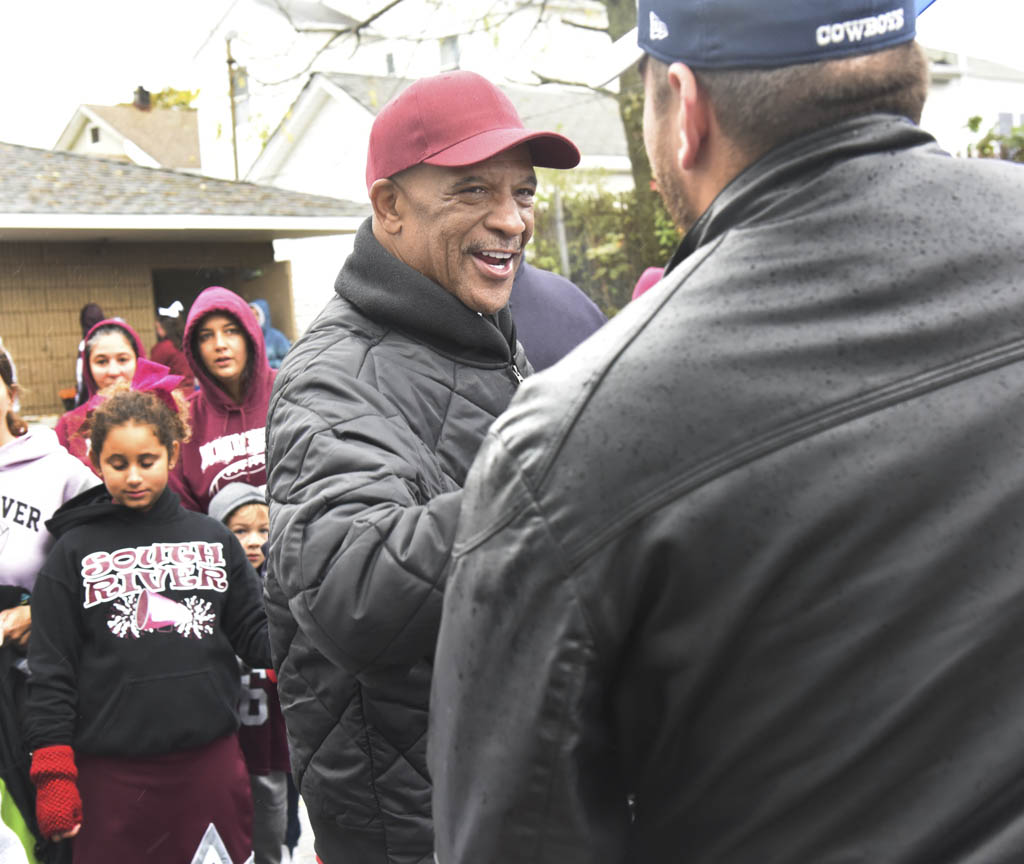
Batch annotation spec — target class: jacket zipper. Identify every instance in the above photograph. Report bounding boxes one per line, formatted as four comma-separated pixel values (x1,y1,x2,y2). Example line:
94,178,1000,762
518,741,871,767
509,361,524,385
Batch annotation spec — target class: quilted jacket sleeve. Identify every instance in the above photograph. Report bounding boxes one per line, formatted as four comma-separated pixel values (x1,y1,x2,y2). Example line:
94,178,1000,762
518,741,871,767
267,365,462,677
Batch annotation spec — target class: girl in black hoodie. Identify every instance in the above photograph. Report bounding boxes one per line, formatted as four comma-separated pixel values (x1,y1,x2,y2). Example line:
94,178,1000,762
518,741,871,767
26,382,271,864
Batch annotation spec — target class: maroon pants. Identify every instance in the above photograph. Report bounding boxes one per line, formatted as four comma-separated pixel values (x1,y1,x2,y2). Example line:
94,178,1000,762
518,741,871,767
73,733,252,864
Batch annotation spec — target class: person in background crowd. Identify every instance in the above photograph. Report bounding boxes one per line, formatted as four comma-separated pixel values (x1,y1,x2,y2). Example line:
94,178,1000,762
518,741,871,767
283,779,301,861
151,300,195,395
171,287,275,514
1,345,100,642
631,265,664,301
508,261,606,371
266,69,579,864
72,304,105,408
0,343,99,864
209,482,291,864
429,1,1024,862
56,319,146,472
248,300,291,371
27,384,271,863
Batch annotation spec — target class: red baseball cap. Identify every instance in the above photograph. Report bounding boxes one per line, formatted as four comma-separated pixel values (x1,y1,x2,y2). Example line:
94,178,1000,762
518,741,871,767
365,71,581,192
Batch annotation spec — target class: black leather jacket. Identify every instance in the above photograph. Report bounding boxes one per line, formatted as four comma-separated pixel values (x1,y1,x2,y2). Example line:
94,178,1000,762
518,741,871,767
266,220,528,864
430,115,1024,863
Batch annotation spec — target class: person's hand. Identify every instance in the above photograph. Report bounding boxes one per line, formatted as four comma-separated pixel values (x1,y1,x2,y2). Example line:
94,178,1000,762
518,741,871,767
0,605,31,648
30,746,83,841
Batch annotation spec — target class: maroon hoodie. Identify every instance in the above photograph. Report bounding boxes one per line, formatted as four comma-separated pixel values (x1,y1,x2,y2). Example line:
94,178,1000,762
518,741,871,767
56,318,148,472
170,287,276,513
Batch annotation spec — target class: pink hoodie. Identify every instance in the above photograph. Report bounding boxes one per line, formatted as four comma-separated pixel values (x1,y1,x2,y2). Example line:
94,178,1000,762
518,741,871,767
56,318,148,472
170,287,276,513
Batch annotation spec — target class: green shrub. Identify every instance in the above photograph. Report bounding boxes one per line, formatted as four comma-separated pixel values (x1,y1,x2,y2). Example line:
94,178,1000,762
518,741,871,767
530,169,682,317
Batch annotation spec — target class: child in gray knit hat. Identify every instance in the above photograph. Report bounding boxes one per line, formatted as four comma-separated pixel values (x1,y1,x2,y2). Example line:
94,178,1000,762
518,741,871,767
208,482,292,864
209,483,268,572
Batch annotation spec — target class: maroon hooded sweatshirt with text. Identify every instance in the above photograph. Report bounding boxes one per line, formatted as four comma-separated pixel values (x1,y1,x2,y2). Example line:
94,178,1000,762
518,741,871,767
170,287,276,513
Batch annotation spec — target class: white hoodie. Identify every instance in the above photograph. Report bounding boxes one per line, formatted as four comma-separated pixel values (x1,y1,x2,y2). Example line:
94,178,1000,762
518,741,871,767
0,427,100,591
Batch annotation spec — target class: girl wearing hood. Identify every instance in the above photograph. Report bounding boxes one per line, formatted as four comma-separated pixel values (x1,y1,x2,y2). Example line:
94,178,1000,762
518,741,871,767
56,319,147,472
0,344,99,864
171,286,276,514
26,384,270,863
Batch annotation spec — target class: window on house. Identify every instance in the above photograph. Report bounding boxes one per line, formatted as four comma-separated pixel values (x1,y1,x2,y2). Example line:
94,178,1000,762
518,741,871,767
440,36,460,71
90,127,100,144
386,52,395,76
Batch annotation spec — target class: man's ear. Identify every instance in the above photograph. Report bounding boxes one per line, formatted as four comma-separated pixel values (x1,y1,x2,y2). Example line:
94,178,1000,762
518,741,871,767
168,440,180,471
369,178,403,235
668,62,709,172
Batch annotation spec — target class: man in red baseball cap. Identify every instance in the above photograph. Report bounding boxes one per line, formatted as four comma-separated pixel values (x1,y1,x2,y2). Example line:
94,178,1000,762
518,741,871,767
264,71,579,864
365,69,579,316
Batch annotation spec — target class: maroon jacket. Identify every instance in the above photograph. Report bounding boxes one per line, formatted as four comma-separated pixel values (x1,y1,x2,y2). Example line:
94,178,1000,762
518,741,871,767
150,337,195,394
170,287,276,513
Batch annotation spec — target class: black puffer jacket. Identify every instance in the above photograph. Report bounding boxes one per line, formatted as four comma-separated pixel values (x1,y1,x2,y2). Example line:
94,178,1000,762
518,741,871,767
266,219,528,864
430,115,1024,863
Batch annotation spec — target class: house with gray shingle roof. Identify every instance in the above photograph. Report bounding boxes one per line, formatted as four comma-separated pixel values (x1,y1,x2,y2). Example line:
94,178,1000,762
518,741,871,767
0,141,367,416
54,89,203,173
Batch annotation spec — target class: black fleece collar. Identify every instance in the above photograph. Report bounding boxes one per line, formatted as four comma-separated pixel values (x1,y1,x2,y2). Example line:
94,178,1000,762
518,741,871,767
335,219,517,365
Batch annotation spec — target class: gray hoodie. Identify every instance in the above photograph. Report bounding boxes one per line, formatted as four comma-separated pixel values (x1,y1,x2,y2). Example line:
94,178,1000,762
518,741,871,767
0,426,99,591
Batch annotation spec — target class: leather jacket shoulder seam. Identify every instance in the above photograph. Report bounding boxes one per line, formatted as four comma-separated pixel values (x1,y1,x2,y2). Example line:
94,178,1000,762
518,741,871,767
569,335,1024,566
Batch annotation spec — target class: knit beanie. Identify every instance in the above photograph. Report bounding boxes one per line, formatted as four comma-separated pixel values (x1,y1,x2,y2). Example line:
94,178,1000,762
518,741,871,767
208,482,267,525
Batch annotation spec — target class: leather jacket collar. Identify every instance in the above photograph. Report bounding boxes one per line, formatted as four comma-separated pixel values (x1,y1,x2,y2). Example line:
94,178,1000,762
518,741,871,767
667,114,940,274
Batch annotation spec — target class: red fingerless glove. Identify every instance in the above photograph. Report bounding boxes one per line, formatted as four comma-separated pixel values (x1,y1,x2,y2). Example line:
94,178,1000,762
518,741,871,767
266,668,278,684
30,745,82,838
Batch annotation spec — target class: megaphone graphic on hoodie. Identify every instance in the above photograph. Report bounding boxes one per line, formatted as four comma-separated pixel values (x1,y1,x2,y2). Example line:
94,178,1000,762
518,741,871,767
136,590,191,632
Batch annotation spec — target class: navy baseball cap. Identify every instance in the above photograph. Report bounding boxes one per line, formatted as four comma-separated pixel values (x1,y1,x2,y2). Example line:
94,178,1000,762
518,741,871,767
590,0,929,86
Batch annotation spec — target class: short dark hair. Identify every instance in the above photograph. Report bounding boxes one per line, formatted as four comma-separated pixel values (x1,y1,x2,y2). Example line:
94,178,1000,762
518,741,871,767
157,313,186,351
649,41,929,163
87,387,191,468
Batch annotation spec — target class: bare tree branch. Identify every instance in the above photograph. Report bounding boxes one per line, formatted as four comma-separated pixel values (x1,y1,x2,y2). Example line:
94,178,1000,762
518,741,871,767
253,0,408,86
526,0,550,38
354,0,409,34
560,16,610,34
526,70,615,96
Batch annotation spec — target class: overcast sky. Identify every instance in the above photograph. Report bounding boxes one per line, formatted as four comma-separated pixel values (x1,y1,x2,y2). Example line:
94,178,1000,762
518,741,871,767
0,0,1019,151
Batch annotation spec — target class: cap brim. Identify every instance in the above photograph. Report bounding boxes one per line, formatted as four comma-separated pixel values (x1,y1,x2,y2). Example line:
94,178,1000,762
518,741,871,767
424,127,581,170
586,27,644,89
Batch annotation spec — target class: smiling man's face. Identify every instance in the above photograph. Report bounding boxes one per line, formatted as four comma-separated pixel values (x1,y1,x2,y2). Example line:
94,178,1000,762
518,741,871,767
387,144,537,315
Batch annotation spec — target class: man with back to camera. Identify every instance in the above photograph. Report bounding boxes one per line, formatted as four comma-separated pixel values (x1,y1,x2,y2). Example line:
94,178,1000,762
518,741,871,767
263,70,579,863
428,2,1024,863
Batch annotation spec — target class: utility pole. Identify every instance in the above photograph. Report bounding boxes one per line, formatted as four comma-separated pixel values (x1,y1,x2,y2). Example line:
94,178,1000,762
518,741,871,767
553,187,571,278
226,32,240,181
